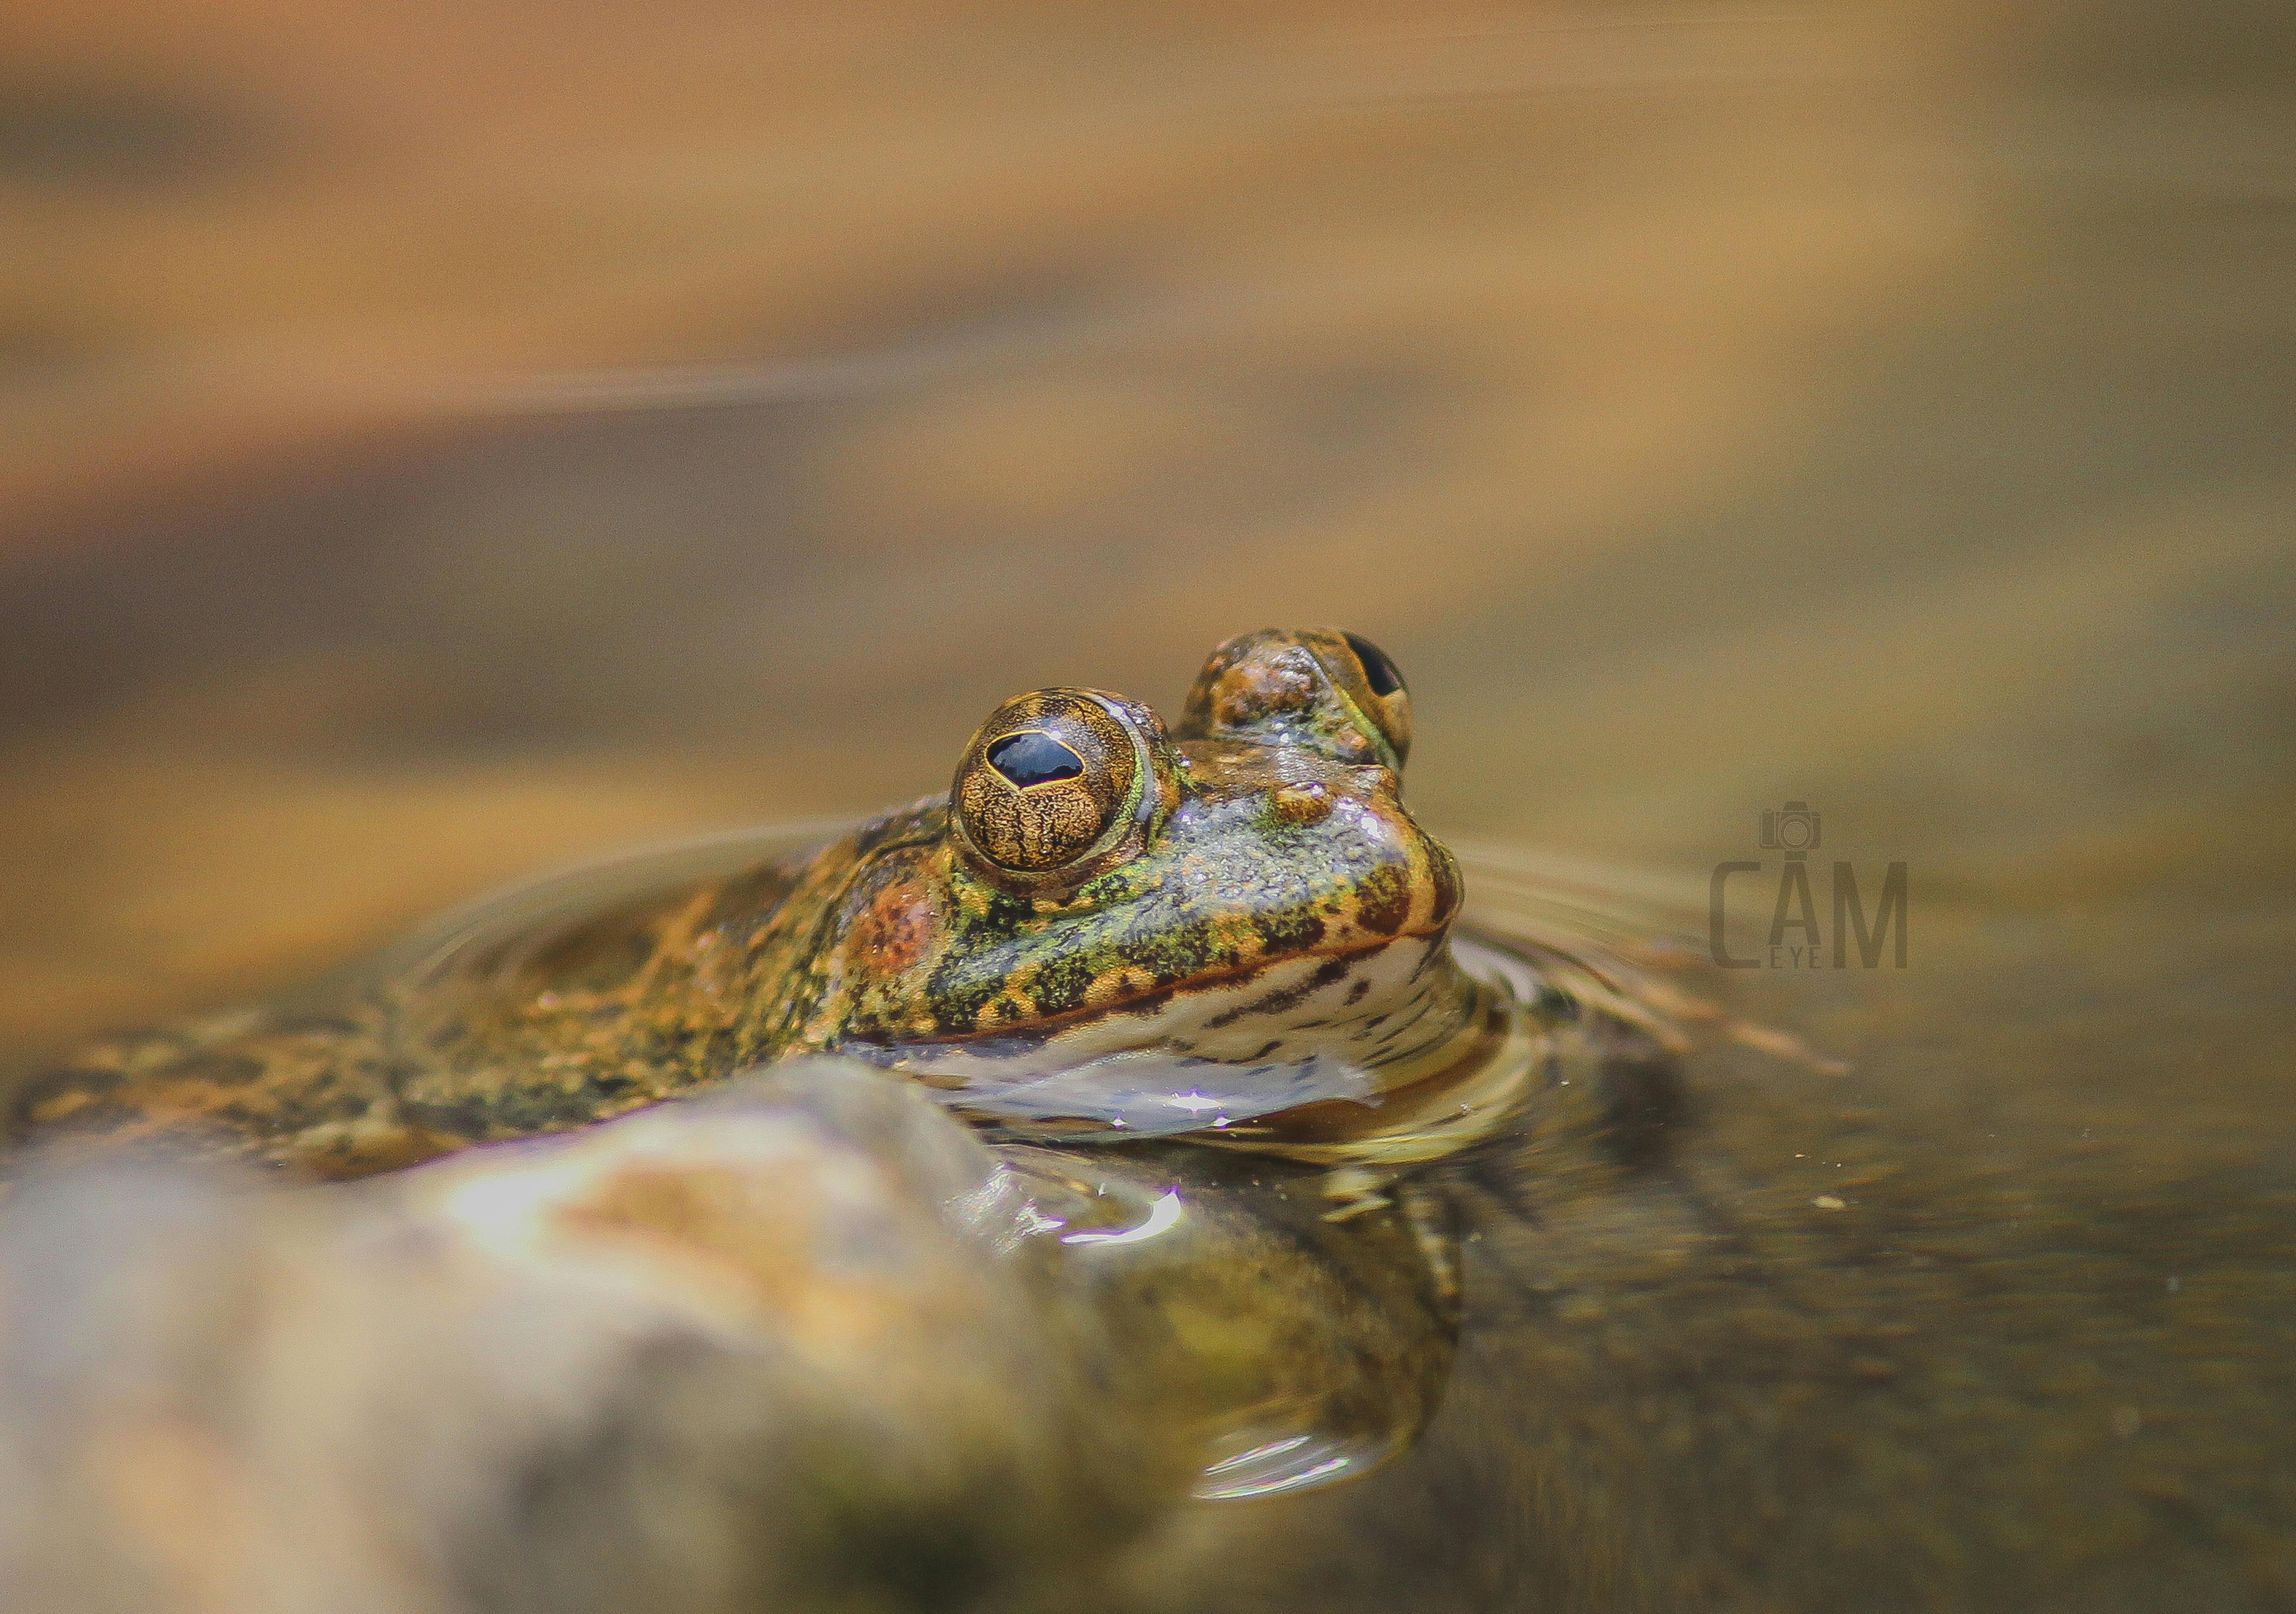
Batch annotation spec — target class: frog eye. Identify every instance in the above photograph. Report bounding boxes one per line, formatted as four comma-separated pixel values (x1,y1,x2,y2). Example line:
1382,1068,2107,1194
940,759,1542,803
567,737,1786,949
1179,627,1413,771
954,690,1166,876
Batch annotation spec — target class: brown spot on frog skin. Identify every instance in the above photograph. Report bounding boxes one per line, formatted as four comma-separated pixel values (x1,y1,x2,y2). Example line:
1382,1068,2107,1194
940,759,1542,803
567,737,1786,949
849,875,940,979
1355,865,1411,936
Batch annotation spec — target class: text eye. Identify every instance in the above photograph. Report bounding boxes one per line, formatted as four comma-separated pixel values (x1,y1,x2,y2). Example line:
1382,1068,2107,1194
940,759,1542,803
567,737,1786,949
988,730,1086,788
1343,632,1406,698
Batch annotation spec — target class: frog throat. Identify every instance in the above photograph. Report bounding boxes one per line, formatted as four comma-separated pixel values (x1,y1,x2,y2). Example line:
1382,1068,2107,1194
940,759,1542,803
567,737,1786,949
816,929,1491,1138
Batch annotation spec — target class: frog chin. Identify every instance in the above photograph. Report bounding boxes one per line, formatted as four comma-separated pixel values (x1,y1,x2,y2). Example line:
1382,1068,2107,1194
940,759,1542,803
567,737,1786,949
852,934,1489,1137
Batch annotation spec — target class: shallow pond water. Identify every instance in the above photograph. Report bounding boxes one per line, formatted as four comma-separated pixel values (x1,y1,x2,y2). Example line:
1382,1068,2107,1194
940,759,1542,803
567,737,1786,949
1135,894,2296,1611
0,0,2291,1607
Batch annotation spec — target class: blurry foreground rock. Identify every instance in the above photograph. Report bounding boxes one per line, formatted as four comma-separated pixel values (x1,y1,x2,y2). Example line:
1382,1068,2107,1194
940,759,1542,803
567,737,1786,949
0,1063,1182,1614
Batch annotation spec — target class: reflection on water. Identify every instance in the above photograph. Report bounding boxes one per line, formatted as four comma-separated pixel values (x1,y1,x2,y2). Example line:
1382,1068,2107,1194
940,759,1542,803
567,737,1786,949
1,0,2292,1606
1170,903,2296,1612
986,1141,1460,1503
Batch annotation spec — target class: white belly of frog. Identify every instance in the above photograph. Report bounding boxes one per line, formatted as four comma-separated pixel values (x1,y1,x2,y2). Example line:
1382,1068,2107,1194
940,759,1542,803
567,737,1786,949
862,937,1484,1139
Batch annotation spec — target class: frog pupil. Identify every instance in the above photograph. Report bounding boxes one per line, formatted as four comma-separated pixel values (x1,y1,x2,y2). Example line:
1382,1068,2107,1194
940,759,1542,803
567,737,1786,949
1344,632,1405,698
988,730,1086,788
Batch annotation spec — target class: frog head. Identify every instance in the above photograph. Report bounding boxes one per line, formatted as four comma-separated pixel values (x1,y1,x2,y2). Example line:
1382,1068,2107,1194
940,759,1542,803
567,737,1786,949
785,630,1479,1133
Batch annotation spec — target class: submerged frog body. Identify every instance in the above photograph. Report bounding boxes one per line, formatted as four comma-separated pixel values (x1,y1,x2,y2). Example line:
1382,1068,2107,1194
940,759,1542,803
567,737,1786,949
15,629,1529,1179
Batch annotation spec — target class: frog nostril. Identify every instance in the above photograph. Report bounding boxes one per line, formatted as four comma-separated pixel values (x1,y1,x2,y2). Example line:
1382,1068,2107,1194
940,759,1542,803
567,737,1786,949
987,730,1085,788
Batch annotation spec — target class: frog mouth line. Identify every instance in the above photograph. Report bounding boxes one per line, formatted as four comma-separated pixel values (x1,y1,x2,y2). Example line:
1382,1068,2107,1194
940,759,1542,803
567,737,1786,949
867,931,1458,1058
836,929,1493,1136
853,931,1506,1143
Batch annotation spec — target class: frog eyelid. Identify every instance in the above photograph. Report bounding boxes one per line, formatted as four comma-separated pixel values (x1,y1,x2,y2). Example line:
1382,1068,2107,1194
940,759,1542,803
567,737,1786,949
1304,641,1407,773
1329,685,1403,773
1077,695,1161,846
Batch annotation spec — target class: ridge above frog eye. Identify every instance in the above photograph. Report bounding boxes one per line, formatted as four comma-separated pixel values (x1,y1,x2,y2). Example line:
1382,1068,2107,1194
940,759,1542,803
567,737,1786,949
952,688,1173,879
1178,626,1413,771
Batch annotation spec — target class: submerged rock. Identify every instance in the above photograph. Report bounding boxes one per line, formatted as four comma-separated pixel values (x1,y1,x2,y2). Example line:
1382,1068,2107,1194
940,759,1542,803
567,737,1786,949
0,1062,1180,1614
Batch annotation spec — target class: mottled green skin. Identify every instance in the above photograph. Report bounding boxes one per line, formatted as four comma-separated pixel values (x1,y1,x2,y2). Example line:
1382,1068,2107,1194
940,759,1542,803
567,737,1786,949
13,630,1470,1178
403,730,1462,1142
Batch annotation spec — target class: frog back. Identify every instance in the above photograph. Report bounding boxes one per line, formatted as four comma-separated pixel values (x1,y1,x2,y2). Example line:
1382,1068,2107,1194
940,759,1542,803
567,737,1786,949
8,823,868,1177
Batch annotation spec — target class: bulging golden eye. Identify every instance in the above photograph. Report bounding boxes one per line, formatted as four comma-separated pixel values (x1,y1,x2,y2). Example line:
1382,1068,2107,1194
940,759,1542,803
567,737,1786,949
1178,627,1413,771
953,690,1148,874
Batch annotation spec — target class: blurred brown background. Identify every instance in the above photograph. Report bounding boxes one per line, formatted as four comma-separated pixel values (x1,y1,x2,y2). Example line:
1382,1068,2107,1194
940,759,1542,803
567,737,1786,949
0,0,2290,1057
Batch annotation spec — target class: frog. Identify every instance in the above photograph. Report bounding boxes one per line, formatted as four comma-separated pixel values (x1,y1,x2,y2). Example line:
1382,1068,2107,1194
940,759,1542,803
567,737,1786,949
5,627,1708,1517
10,628,1553,1183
